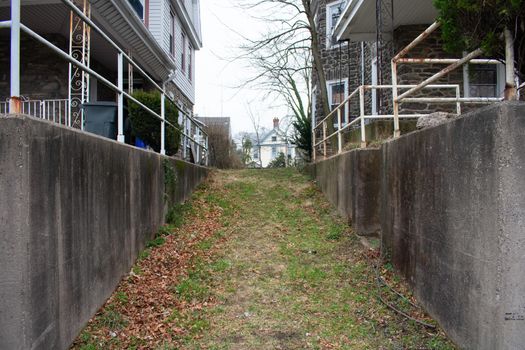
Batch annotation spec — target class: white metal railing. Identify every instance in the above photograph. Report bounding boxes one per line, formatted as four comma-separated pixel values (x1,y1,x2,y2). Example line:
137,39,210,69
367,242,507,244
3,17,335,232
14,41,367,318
0,98,69,124
313,21,508,161
1,0,208,165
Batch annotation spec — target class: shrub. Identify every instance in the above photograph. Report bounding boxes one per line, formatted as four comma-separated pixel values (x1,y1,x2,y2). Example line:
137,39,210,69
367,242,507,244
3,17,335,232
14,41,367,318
268,152,287,168
127,90,181,155
434,0,525,79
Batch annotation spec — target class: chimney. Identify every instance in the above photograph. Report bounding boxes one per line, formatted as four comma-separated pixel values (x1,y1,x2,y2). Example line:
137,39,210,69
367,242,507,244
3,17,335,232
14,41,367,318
273,118,279,129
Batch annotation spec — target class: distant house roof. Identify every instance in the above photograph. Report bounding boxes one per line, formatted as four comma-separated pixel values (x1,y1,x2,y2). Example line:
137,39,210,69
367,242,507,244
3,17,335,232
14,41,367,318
196,116,231,136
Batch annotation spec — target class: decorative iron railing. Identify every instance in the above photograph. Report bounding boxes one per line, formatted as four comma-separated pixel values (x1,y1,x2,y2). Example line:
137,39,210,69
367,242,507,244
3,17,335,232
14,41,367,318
1,0,208,165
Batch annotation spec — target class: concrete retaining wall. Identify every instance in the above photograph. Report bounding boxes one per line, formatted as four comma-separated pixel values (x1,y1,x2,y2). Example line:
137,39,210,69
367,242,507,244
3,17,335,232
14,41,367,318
307,149,382,236
308,102,525,349
0,115,208,350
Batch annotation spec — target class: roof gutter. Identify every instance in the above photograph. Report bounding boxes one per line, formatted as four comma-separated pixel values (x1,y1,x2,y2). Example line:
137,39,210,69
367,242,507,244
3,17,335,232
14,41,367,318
104,0,177,79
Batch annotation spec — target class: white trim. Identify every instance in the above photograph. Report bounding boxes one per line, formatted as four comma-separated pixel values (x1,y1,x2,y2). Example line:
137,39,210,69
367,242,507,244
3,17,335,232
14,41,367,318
325,0,347,49
170,0,202,48
371,56,378,115
463,62,506,98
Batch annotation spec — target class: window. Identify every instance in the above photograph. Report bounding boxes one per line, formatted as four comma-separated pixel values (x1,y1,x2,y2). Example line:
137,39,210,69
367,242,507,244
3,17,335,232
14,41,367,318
181,32,186,72
326,1,347,48
129,0,145,20
188,43,193,81
271,147,277,158
169,11,175,57
271,136,277,142
465,64,504,98
371,44,378,115
253,150,259,159
327,80,348,124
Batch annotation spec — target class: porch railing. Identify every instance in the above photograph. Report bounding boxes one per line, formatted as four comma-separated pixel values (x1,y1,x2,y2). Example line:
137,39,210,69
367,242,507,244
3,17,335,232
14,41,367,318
1,98,70,124
313,21,507,161
1,0,208,165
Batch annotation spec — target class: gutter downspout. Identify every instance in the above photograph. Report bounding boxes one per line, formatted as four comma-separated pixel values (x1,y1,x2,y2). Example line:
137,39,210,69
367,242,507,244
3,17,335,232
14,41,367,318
504,28,517,100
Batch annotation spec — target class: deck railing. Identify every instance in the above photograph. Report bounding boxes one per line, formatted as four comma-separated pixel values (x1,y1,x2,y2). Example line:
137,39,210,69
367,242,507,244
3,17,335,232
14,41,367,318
1,0,208,165
1,98,70,124
313,21,508,161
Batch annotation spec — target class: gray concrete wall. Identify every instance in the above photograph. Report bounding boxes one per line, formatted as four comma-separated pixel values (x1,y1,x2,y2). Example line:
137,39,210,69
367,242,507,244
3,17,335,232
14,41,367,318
308,149,382,236
309,102,525,349
0,115,208,350
381,102,525,350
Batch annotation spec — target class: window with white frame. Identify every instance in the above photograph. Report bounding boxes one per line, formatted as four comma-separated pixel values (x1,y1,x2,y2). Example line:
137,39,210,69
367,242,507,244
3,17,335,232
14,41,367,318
464,64,505,98
169,11,175,57
271,146,277,158
327,80,348,124
371,43,378,115
188,42,193,81
326,1,347,48
181,32,186,72
129,0,145,21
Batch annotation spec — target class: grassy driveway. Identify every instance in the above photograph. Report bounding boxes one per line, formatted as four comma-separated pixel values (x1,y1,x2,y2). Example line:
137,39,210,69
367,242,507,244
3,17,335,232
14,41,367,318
73,169,455,350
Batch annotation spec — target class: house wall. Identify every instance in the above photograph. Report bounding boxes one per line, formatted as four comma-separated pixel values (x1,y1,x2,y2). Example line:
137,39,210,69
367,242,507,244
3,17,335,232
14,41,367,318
0,114,209,350
0,34,117,104
0,35,69,101
312,0,358,126
307,102,525,350
149,0,196,106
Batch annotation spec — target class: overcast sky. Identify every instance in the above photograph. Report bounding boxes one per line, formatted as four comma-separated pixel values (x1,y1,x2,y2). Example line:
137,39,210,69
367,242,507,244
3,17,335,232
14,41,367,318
194,0,291,137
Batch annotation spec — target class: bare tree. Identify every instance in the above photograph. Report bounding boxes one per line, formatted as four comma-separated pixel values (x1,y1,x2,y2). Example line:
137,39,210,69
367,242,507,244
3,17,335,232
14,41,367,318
238,0,330,119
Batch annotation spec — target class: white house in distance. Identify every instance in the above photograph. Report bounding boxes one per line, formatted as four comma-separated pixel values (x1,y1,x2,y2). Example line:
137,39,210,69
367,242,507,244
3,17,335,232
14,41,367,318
253,118,297,168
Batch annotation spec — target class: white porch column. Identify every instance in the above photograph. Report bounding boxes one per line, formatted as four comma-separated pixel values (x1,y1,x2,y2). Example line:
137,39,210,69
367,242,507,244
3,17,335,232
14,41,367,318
9,0,21,114
117,52,125,143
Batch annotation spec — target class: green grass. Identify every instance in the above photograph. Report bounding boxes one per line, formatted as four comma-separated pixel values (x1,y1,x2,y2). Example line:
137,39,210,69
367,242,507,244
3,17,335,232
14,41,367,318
72,168,456,350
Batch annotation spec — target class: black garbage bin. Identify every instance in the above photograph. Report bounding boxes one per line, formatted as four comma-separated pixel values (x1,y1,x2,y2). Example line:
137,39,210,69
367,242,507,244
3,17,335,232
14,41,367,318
83,102,130,141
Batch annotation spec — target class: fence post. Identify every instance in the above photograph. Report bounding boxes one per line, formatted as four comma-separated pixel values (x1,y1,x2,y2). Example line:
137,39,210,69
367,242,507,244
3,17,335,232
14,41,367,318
117,52,125,143
359,86,366,148
337,108,342,154
455,85,461,115
391,60,400,138
322,121,327,158
160,92,166,155
182,115,187,160
205,135,209,166
312,121,317,162
9,0,21,114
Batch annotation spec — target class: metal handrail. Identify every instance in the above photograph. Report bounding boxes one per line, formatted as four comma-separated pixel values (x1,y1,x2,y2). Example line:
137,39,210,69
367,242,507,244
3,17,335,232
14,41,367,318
313,20,510,161
3,0,208,164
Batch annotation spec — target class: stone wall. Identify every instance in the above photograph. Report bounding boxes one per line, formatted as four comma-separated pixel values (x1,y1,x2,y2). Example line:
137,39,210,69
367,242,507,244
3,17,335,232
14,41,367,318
308,102,525,349
0,114,208,350
392,25,463,115
0,35,69,101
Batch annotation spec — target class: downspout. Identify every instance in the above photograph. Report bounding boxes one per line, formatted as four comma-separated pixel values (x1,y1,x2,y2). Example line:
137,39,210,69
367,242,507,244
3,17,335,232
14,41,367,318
504,28,517,100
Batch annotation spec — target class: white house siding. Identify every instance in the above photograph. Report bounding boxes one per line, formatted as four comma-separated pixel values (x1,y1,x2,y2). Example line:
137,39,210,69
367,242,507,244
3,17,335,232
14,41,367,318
254,128,297,167
169,0,196,104
149,0,196,105
148,0,165,49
